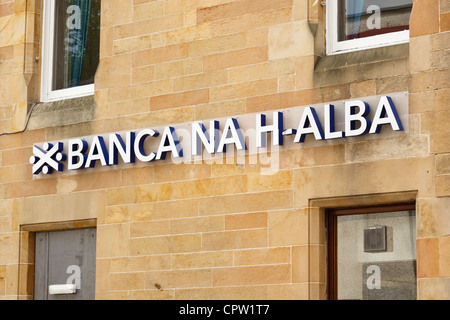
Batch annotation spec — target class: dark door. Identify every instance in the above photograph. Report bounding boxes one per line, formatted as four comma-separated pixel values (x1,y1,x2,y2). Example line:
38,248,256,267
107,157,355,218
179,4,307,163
34,228,96,300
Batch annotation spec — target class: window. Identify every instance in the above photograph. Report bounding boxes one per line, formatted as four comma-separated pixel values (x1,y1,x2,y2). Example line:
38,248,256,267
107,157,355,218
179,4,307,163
326,0,413,55
327,204,417,300
41,0,100,102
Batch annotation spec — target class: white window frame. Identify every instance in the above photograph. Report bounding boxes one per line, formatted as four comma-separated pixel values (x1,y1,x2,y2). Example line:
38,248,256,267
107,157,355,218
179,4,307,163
326,1,410,55
41,0,95,102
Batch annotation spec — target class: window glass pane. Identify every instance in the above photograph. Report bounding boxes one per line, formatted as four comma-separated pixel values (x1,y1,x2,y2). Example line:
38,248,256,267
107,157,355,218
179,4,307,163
338,0,413,41
53,0,100,90
336,210,416,300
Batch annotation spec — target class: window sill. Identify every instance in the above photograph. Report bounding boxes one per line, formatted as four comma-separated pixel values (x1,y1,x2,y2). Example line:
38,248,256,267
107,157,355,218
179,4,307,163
316,43,409,72
28,95,96,130
312,43,410,89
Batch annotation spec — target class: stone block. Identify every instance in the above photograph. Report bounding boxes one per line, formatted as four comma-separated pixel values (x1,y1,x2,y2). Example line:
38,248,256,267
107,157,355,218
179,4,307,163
247,170,292,193
172,175,246,199
198,190,293,215
135,183,173,203
197,0,292,24
132,43,188,68
292,246,308,283
109,255,172,273
97,223,130,258
211,78,278,102
150,89,209,111
204,46,268,72
128,289,175,300
417,197,450,237
418,278,450,299
268,284,309,300
108,98,150,117
234,247,290,266
171,215,224,234
155,57,203,80
130,234,201,255
132,65,155,84
113,13,184,40
410,70,449,93
195,99,246,120
0,233,19,264
225,212,268,231
173,70,228,92
95,54,132,90
350,80,376,98
410,35,432,72
246,28,269,47
295,55,315,89
436,154,450,175
101,0,132,27
269,209,308,246
133,0,164,21
202,228,267,251
211,7,292,37
130,220,171,238
172,251,233,269
187,32,246,57
110,272,145,291
441,12,450,32
430,132,450,154
130,79,172,99
152,23,211,47
436,175,450,197
113,35,151,55
436,88,450,111
376,75,409,95
212,265,291,287
268,20,314,60
409,0,440,37
417,237,439,278
152,199,199,220
146,269,212,289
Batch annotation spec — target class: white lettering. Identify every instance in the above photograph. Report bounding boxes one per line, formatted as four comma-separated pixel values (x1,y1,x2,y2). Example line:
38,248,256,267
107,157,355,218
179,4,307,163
192,121,219,156
324,104,344,140
134,129,159,162
66,5,81,30
68,139,88,170
85,136,109,168
217,118,247,153
367,265,381,290
367,5,381,30
32,94,407,176
370,96,404,134
156,127,183,160
294,107,324,143
66,265,81,290
109,132,136,165
256,112,284,148
345,100,371,137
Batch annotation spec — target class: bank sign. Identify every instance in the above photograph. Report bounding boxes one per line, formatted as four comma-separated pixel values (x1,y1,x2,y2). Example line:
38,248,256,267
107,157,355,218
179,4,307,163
30,93,408,176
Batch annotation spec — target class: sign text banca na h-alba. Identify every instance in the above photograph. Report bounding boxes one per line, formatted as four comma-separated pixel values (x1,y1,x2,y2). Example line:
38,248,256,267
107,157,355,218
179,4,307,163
30,93,408,176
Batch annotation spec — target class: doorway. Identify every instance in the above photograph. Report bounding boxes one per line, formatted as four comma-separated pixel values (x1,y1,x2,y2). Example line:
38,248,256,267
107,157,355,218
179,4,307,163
34,228,96,300
327,204,417,300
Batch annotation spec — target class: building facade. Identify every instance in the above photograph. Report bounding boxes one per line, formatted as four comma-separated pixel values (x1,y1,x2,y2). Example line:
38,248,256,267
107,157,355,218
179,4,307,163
0,0,449,300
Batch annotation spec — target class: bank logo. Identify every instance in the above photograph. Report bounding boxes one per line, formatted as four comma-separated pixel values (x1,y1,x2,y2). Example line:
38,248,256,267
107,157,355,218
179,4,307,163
30,142,66,175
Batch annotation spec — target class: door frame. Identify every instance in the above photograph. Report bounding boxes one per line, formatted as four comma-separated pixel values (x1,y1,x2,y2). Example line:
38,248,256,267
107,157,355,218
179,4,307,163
19,219,97,299
326,203,416,300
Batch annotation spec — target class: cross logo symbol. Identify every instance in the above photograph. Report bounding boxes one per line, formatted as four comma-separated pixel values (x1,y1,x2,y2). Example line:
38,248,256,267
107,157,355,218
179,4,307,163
29,142,67,175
